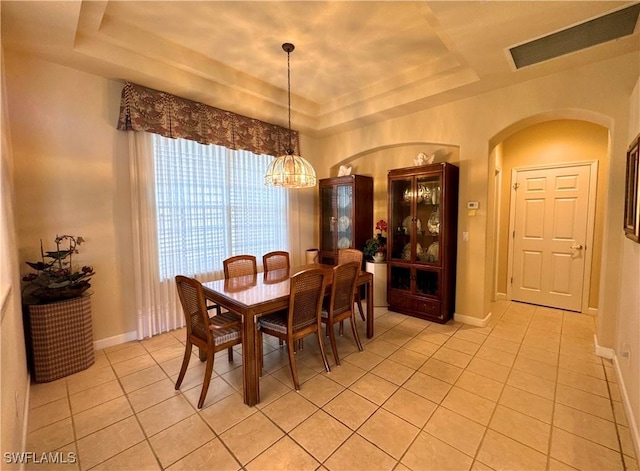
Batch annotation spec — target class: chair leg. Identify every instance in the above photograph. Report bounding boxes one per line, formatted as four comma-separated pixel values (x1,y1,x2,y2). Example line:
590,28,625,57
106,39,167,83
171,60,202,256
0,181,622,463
258,330,264,375
198,347,215,409
327,323,340,366
349,312,363,351
175,342,192,390
228,346,234,362
356,297,365,321
286,336,300,390
316,330,331,373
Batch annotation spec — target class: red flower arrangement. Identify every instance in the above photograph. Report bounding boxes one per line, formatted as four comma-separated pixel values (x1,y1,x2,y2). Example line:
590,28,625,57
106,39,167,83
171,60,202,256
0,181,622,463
363,220,388,261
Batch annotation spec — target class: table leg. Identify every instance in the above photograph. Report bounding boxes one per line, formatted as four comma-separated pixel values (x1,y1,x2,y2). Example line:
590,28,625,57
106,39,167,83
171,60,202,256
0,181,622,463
242,311,259,406
366,277,374,338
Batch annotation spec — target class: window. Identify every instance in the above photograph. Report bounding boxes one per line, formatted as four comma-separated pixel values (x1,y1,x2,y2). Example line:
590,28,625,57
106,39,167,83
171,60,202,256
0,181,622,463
153,135,289,280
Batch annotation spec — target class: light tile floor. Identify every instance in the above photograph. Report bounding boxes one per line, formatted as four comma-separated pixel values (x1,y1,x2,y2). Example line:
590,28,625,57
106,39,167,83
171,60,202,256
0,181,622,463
24,301,639,471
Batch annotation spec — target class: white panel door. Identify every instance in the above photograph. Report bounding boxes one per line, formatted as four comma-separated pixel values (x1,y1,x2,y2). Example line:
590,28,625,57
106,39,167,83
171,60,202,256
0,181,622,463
511,165,591,311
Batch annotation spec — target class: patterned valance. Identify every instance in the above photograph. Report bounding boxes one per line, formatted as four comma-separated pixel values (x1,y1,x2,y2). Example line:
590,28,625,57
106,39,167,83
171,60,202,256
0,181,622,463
117,82,299,157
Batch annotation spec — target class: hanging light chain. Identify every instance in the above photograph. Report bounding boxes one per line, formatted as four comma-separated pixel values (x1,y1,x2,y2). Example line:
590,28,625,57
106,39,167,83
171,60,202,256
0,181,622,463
283,43,294,155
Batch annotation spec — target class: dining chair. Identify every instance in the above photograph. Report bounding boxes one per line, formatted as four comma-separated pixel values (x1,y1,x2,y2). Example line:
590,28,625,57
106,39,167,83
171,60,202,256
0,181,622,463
174,275,243,408
337,248,365,321
321,261,363,365
263,251,290,272
223,255,257,279
257,267,331,390
261,251,290,349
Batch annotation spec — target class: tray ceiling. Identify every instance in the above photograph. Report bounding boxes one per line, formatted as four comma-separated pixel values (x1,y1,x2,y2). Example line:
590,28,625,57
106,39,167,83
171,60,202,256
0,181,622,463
2,1,639,136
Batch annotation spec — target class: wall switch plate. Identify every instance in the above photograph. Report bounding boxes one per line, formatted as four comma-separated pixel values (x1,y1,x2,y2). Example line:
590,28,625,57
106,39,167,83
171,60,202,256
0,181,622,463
467,201,479,210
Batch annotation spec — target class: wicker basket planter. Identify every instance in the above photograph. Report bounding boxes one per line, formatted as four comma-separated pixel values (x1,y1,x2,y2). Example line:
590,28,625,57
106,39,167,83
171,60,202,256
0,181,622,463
25,294,95,382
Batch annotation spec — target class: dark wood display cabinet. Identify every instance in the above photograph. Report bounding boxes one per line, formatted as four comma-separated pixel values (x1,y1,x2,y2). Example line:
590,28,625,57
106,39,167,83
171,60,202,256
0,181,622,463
319,175,373,266
387,163,459,323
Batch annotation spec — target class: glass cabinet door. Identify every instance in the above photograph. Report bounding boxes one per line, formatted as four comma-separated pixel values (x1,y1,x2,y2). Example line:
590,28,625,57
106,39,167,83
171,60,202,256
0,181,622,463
389,177,412,261
416,268,439,297
416,174,442,266
320,185,336,254
335,184,353,250
386,162,458,323
389,265,411,292
321,183,354,255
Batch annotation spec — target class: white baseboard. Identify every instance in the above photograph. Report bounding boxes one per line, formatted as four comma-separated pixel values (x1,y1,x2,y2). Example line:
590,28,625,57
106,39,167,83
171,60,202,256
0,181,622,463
495,292,507,301
454,311,492,327
593,334,615,360
594,334,640,460
613,354,640,462
94,330,137,351
21,373,31,470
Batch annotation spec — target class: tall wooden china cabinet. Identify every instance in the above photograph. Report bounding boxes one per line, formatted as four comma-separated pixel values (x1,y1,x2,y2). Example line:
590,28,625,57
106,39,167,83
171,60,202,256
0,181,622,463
387,163,459,323
318,175,373,266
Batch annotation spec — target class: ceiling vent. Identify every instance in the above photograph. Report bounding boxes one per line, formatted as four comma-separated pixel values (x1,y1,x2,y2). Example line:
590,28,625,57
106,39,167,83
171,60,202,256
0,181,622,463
510,4,640,69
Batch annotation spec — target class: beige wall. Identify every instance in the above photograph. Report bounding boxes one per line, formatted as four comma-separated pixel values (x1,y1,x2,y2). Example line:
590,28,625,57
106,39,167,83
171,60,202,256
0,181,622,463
288,135,321,266
315,52,636,327
5,52,135,343
616,76,640,454
1,45,30,464
495,120,608,310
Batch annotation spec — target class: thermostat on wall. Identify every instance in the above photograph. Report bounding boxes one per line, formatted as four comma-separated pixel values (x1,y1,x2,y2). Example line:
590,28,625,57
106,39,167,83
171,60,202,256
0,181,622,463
467,201,479,210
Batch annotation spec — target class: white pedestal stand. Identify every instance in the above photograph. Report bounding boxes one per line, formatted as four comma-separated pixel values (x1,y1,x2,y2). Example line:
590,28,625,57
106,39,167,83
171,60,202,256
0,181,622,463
366,261,387,307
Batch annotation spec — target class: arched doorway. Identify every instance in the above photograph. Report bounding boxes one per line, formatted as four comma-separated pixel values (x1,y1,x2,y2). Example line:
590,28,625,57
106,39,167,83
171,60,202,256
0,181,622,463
488,118,609,314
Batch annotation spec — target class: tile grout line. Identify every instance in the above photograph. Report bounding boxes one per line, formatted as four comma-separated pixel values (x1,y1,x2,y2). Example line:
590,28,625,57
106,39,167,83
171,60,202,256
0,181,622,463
251,312,425,469
462,300,517,470
317,316,436,470
604,362,632,470
553,330,630,467
27,303,622,471
390,319,470,470
149,342,244,470
545,310,566,471
85,343,161,471
79,337,206,469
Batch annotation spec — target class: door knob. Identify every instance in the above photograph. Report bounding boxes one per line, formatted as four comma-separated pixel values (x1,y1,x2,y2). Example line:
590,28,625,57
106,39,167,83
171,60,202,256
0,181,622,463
570,244,583,250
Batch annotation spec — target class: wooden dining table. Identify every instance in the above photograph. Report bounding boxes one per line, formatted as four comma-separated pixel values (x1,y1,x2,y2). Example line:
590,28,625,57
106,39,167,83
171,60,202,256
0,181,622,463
201,263,374,406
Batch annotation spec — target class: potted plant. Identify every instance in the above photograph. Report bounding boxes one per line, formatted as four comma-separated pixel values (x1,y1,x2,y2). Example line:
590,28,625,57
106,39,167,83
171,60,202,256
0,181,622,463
363,220,388,262
22,235,95,302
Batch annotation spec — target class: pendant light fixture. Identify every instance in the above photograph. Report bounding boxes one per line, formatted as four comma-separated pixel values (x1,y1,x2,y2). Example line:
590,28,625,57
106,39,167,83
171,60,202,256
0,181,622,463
264,43,317,188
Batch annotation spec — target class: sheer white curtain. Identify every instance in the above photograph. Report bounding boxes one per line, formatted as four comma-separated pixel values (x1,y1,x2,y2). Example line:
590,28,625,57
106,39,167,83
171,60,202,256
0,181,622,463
128,132,290,339
128,131,181,339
